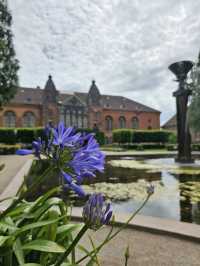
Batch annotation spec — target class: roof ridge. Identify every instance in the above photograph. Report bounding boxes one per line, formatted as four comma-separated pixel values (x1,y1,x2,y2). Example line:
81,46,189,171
122,96,160,113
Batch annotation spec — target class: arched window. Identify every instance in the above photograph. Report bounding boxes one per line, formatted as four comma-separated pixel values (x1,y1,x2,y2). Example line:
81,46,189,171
132,117,139,129
119,116,126,128
105,116,113,131
23,112,36,127
3,111,16,127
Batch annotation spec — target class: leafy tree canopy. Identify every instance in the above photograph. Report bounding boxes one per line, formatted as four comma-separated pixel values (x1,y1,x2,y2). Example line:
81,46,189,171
0,0,19,106
189,53,200,132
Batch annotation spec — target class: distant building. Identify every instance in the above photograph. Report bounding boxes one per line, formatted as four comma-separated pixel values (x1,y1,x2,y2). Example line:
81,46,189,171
162,115,200,143
0,75,160,138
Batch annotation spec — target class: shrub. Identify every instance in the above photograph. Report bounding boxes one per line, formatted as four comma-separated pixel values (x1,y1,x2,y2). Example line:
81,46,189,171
0,144,21,154
136,144,144,151
35,127,46,139
16,128,36,143
192,144,200,151
166,144,177,151
0,127,106,146
132,130,172,143
113,129,174,144
112,129,132,144
77,128,105,145
0,128,17,144
168,132,177,144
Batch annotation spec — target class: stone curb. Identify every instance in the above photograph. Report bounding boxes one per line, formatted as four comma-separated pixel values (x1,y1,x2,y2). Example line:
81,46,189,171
104,151,200,159
71,207,200,243
0,158,33,210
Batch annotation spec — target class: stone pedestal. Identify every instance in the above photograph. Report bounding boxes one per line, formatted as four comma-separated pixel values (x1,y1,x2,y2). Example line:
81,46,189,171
173,89,193,163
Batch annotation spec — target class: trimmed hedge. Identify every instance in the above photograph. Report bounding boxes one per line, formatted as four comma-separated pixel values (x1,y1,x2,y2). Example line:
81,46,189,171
113,129,175,144
112,129,132,144
192,144,200,151
0,128,44,144
16,128,36,144
0,127,105,146
0,144,22,155
0,128,17,144
77,128,105,145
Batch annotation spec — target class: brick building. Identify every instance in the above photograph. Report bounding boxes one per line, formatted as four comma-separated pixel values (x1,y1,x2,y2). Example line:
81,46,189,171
0,75,160,138
162,115,200,143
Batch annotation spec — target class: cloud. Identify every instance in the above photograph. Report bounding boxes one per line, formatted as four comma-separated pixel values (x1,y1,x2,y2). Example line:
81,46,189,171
8,0,200,123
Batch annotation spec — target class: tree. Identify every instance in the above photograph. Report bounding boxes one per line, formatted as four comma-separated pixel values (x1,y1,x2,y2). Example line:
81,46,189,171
0,0,19,107
188,53,200,133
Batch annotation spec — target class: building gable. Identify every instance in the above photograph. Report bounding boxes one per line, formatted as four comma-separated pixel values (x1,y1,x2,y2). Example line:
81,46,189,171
62,95,86,107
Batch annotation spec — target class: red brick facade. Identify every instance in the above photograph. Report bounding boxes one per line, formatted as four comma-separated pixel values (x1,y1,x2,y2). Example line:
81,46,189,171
0,76,160,137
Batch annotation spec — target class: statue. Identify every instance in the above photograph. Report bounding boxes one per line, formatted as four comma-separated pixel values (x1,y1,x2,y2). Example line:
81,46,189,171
168,60,194,163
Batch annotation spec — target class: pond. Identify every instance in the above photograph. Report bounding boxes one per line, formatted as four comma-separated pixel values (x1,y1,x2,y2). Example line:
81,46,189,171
81,157,200,224
28,157,200,225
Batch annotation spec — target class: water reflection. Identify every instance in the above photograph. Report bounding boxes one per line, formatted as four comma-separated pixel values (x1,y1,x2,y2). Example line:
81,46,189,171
82,158,200,224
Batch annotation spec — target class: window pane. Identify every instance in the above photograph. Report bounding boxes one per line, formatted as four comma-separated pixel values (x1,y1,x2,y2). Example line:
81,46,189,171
3,111,16,127
119,116,126,128
132,117,139,129
105,116,113,131
23,112,36,127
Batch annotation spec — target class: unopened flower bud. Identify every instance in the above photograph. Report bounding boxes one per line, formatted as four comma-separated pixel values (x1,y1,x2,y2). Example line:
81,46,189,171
82,193,112,230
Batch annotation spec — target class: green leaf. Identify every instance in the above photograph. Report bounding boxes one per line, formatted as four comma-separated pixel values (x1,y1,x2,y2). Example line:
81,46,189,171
0,236,11,246
22,239,65,253
6,202,31,218
78,244,91,255
22,263,42,266
57,224,82,235
88,236,100,266
46,210,59,241
13,238,25,265
34,186,61,208
15,215,67,235
0,221,17,232
31,197,63,221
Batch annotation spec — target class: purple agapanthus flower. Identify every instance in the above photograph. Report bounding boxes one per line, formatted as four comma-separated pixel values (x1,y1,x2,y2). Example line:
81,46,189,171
61,171,85,197
69,134,105,179
16,138,42,158
53,122,81,148
16,122,106,199
82,193,112,230
44,124,52,138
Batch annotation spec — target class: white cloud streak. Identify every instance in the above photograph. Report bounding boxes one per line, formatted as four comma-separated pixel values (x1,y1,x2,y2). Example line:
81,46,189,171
8,0,200,123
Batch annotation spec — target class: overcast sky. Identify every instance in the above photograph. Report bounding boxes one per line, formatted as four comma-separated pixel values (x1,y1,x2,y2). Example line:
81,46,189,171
8,0,200,123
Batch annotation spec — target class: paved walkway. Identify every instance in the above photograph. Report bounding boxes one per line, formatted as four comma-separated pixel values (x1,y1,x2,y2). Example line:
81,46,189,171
79,226,200,266
0,155,32,194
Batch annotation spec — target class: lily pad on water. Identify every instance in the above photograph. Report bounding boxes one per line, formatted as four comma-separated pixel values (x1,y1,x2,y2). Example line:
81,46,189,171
82,180,178,202
179,181,200,203
108,159,200,175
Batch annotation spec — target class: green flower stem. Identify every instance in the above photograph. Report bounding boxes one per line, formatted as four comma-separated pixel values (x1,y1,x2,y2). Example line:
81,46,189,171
76,194,151,265
54,224,88,266
0,165,56,220
3,251,13,266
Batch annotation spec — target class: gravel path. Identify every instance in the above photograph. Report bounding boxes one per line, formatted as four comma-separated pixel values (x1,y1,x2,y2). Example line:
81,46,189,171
79,226,200,266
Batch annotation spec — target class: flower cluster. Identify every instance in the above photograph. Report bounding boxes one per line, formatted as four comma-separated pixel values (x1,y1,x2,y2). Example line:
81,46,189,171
82,193,112,230
16,122,105,197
